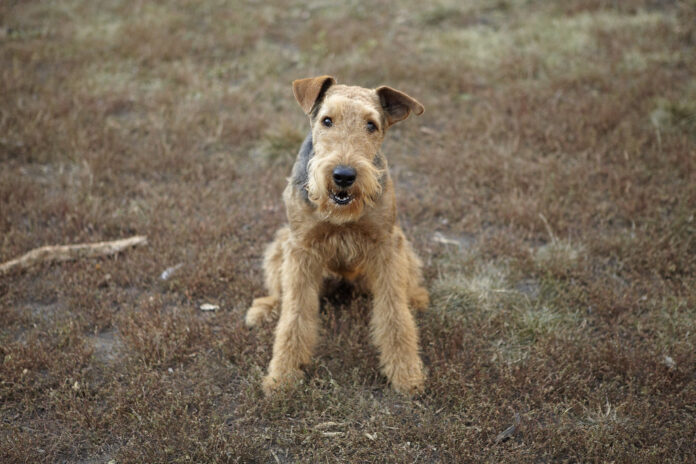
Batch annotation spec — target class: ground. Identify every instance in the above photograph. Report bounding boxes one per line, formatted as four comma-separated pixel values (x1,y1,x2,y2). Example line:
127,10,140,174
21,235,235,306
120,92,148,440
1,0,695,462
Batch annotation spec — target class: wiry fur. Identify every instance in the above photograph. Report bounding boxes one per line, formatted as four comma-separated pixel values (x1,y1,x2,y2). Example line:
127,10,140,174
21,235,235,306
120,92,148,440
246,76,428,395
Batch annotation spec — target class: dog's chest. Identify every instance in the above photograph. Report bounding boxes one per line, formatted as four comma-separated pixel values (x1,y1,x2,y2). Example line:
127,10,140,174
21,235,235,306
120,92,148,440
306,223,378,272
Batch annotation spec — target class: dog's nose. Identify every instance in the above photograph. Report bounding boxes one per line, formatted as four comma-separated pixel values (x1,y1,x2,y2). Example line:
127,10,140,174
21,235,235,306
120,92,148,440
332,165,356,188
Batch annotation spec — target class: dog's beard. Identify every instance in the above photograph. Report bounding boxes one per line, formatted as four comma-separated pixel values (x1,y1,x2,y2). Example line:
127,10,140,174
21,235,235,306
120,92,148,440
306,156,383,224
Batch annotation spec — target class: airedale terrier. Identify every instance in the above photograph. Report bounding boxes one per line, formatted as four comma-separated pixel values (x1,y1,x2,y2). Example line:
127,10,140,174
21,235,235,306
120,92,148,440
246,75,428,395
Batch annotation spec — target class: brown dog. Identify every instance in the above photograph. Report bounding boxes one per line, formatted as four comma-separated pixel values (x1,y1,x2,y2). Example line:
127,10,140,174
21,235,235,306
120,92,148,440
246,75,428,394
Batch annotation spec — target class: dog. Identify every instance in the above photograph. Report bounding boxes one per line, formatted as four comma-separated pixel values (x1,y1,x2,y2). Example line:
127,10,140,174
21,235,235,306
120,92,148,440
246,75,428,395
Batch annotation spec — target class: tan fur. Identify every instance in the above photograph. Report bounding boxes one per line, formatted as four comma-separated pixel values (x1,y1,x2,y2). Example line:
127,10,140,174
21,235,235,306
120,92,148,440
246,76,428,395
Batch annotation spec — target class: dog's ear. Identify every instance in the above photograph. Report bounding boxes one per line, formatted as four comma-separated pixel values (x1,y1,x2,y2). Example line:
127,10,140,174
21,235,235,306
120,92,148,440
376,86,424,127
292,75,337,115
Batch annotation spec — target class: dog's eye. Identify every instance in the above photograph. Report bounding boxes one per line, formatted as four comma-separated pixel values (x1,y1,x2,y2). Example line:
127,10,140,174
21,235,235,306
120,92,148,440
366,121,377,133
322,117,333,128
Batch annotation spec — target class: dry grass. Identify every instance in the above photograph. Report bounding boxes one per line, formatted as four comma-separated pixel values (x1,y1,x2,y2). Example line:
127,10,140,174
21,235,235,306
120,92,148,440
1,0,695,462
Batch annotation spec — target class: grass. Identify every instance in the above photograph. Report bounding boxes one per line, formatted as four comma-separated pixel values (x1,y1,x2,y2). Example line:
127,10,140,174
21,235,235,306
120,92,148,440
1,0,695,462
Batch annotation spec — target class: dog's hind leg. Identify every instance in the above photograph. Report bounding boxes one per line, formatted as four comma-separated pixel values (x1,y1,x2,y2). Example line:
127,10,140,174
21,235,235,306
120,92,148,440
245,226,289,327
407,254,429,311
409,284,430,312
397,228,429,311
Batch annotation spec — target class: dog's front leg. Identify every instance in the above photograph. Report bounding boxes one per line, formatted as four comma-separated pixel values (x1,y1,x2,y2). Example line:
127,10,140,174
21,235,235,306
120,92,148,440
263,246,322,394
366,246,425,394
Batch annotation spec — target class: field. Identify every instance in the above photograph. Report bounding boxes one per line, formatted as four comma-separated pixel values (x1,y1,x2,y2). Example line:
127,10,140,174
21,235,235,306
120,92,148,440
1,0,695,462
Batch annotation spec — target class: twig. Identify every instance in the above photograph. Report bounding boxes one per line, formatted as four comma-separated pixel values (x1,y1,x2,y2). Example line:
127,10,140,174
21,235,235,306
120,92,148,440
314,421,345,430
495,412,521,444
0,235,147,276
538,213,557,243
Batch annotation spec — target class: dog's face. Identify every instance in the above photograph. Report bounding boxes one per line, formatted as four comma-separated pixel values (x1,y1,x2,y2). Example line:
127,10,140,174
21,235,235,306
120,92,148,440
293,76,424,223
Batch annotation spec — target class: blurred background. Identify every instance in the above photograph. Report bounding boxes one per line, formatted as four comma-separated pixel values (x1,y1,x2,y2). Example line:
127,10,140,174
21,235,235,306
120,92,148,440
1,1,695,462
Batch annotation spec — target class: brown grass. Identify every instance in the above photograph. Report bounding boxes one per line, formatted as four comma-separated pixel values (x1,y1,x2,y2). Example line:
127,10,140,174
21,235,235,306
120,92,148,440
1,0,695,462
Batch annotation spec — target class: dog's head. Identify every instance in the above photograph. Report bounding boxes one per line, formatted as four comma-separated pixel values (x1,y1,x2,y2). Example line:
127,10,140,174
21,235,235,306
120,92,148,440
292,75,424,223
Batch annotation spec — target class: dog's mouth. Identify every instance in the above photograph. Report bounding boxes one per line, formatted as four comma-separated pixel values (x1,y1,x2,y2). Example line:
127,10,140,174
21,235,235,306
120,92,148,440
330,190,353,206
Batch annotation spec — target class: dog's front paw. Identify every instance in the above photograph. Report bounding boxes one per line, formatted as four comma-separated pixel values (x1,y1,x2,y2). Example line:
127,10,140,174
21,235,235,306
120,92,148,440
262,369,303,395
385,359,425,396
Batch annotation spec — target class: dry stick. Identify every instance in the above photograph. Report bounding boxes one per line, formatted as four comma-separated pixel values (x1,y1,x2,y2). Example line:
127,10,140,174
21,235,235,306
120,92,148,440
538,213,557,243
0,235,147,276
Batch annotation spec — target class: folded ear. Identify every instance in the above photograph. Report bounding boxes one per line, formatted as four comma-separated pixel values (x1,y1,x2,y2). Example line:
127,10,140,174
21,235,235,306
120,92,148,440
376,86,425,127
292,75,337,115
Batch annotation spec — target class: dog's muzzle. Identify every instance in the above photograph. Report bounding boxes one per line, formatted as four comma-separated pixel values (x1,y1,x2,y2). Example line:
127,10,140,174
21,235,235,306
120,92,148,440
330,165,356,206
330,190,352,205
332,165,356,188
